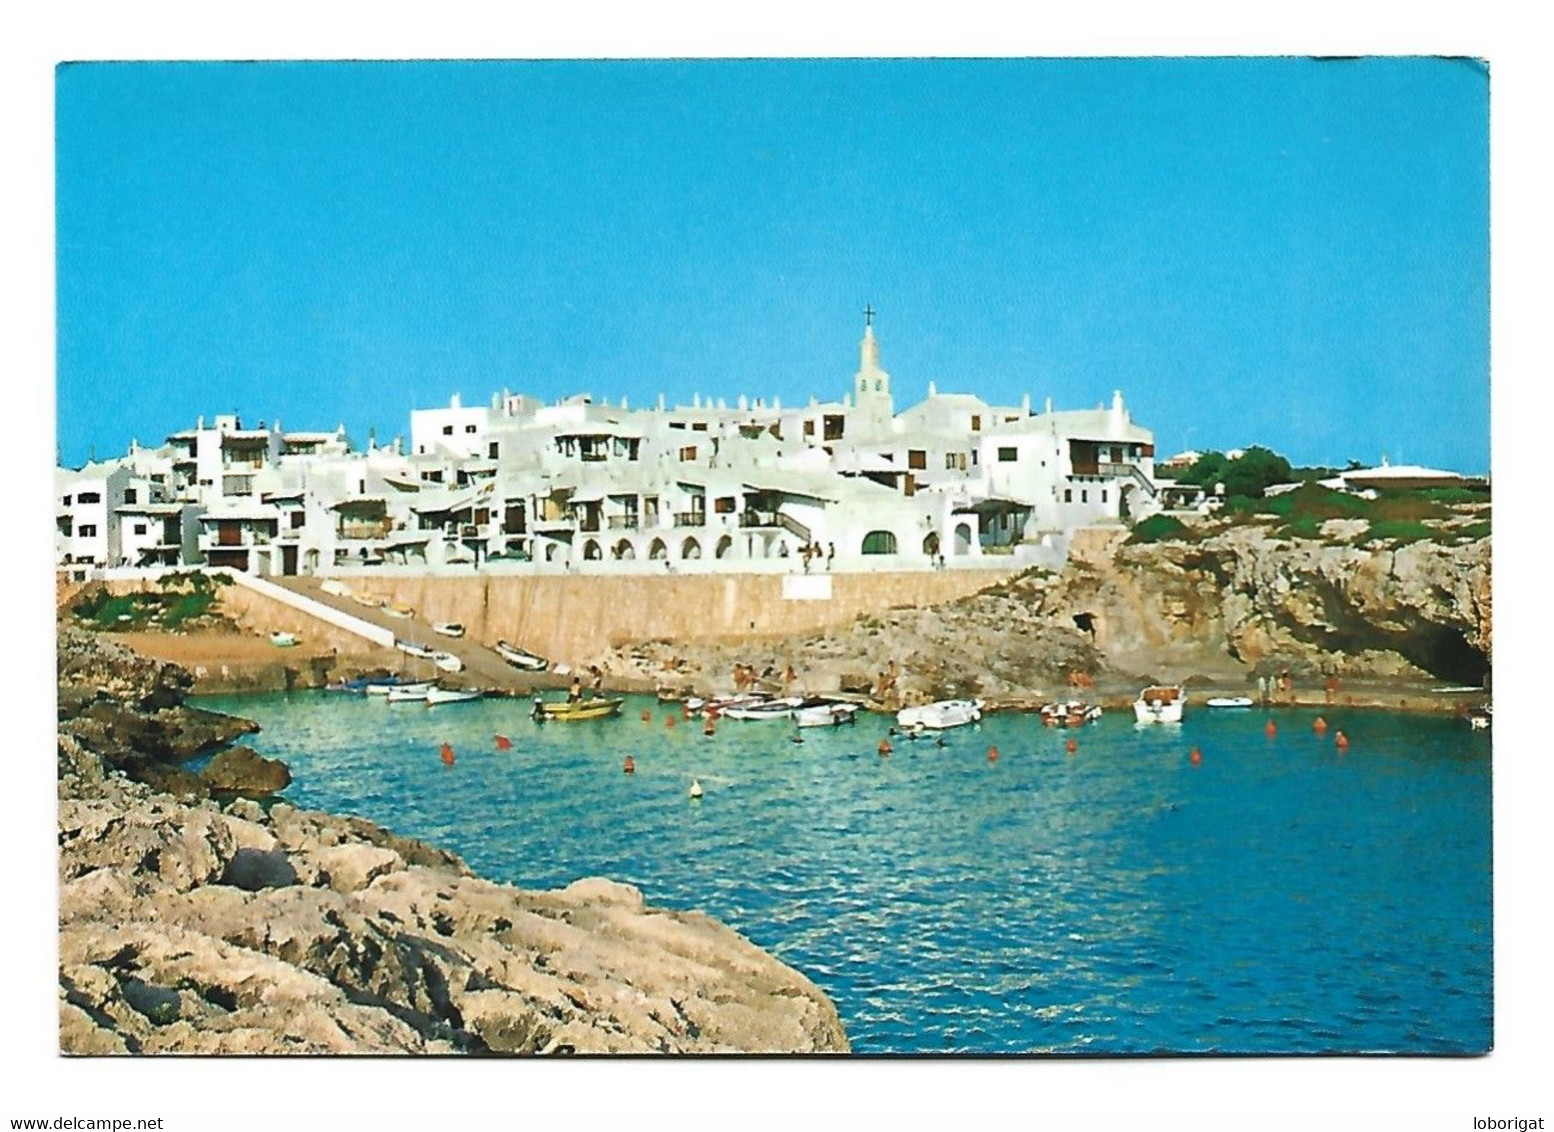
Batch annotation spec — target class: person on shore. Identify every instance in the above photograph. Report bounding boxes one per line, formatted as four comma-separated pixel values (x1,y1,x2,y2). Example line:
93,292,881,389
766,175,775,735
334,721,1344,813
568,675,582,704
827,543,835,571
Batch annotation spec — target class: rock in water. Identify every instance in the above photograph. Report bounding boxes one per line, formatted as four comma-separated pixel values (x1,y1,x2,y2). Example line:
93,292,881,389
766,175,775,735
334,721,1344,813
201,745,292,798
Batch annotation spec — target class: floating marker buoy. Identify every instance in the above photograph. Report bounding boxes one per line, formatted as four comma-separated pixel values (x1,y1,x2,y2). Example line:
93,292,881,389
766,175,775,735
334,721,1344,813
791,733,804,744
878,738,892,756
440,743,455,766
988,745,999,762
1190,746,1203,767
623,755,636,775
494,734,512,751
689,779,703,799
1313,716,1328,733
641,709,652,723
1265,719,1278,737
1334,730,1349,750
1065,738,1078,754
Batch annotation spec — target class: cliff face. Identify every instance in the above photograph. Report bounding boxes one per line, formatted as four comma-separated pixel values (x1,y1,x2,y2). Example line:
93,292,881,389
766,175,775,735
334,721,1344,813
1038,529,1491,683
57,629,850,1055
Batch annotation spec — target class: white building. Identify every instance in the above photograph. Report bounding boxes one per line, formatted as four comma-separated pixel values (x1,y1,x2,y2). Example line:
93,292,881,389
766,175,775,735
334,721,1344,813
60,317,1164,578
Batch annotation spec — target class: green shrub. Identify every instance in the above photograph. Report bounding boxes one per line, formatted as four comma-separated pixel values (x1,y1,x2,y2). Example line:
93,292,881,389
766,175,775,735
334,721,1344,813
1127,514,1191,544
1360,519,1436,546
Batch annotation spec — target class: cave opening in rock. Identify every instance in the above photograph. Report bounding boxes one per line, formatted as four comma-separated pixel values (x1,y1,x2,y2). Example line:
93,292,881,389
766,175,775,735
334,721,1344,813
1073,612,1097,636
1405,625,1490,687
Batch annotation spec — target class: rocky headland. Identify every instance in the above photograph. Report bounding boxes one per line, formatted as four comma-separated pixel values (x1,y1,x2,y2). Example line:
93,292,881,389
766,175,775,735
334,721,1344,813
601,527,1491,706
57,627,849,1054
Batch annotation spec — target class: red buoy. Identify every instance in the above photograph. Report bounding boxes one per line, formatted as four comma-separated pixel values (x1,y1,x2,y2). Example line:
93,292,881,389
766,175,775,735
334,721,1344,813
1313,716,1328,733
439,743,455,767
878,738,892,756
494,734,512,751
1190,746,1203,766
1065,738,1078,754
623,755,635,775
1265,719,1278,738
987,745,999,763
665,714,676,728
1334,730,1349,750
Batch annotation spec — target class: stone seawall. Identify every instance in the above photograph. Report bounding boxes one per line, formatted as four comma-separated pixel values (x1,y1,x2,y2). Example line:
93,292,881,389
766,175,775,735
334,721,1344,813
335,567,1016,666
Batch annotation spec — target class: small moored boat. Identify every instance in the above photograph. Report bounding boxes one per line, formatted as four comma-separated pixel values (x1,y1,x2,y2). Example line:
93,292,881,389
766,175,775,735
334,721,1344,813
896,699,983,731
385,682,438,702
795,702,861,728
1038,701,1102,727
722,697,804,721
363,676,425,696
396,639,436,659
425,686,483,705
432,622,465,638
1134,685,1186,723
531,697,625,722
1206,696,1255,709
495,640,548,671
432,651,464,673
269,631,300,648
384,604,414,619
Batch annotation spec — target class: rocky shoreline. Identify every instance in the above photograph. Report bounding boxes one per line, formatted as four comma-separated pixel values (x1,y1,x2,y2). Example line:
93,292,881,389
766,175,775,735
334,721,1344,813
597,529,1491,715
57,627,850,1054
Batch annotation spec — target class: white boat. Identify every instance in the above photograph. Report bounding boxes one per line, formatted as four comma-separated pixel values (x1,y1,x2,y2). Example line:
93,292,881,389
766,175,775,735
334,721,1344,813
795,702,861,728
320,579,351,598
495,640,548,671
386,682,437,702
693,693,768,718
723,697,804,721
269,631,299,647
425,686,483,705
895,699,983,731
362,677,426,696
396,639,436,659
384,604,414,619
432,651,464,673
1134,685,1186,723
432,621,465,638
1467,704,1492,731
1206,696,1254,709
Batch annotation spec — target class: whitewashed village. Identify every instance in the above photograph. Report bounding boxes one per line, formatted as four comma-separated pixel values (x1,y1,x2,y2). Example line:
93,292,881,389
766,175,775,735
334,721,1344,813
58,318,1178,580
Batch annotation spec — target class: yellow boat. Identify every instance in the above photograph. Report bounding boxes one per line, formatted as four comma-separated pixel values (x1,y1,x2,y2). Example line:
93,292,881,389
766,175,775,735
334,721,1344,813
532,697,625,722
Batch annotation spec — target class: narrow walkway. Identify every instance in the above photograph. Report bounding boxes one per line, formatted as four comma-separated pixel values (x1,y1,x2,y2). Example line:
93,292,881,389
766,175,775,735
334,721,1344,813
276,577,568,696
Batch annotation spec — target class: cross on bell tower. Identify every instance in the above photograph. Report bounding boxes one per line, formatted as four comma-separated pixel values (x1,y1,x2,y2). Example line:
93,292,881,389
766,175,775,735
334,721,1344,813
853,305,892,426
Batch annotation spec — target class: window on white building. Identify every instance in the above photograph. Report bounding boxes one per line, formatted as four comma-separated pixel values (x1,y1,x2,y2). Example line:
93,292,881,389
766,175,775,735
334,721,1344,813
442,425,453,436
465,425,477,434
77,491,101,504
79,524,97,537
123,488,137,504
998,447,1018,463
133,523,147,535
679,446,697,462
1063,489,1072,503
1081,490,1088,503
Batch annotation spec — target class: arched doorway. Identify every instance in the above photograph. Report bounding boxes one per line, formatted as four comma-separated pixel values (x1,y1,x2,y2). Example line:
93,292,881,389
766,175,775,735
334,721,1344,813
954,522,973,555
648,538,667,560
681,537,701,560
583,539,601,561
612,539,635,560
716,535,733,559
861,530,897,556
922,531,941,556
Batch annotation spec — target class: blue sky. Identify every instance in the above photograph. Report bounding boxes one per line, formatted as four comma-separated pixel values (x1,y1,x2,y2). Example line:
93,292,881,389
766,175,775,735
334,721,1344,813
56,57,1489,472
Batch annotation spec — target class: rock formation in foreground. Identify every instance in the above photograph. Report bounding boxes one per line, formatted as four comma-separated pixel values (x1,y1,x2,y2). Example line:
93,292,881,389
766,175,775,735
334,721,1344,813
57,628,849,1054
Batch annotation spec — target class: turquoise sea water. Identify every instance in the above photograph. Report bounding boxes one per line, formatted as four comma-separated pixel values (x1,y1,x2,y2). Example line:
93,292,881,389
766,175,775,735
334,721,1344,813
197,693,1492,1055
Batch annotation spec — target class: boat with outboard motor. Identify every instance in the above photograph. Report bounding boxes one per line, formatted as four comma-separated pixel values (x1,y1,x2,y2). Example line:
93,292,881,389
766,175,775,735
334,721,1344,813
1134,685,1186,723
795,702,862,728
531,696,625,722
425,686,483,705
385,681,438,702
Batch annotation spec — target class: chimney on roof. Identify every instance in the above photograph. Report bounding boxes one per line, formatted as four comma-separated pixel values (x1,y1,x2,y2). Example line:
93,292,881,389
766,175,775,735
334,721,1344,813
928,380,937,397
657,393,666,411
451,393,461,409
